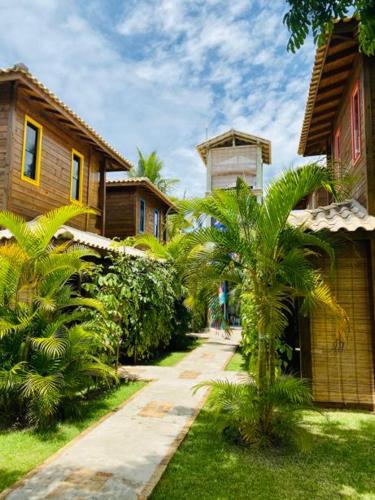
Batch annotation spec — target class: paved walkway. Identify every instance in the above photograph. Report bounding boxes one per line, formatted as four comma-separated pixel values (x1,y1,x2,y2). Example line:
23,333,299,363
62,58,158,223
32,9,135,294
5,330,241,500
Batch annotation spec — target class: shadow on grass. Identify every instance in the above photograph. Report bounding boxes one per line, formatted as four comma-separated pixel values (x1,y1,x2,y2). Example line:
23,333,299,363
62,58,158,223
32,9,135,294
152,407,375,500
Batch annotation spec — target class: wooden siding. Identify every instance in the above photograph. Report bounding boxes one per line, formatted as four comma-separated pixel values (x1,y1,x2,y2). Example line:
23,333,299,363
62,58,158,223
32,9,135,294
305,55,369,210
105,185,169,241
309,240,375,408
3,86,104,232
135,187,168,240
331,55,368,207
105,186,136,239
364,56,375,216
0,82,12,210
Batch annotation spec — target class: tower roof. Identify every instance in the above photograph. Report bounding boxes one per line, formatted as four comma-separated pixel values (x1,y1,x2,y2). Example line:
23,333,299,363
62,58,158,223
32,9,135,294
196,129,271,165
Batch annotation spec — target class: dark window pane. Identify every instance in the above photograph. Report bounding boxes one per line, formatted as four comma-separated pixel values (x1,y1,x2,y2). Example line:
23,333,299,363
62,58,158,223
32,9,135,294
154,209,159,237
23,123,39,180
140,200,145,232
71,155,81,200
26,124,37,154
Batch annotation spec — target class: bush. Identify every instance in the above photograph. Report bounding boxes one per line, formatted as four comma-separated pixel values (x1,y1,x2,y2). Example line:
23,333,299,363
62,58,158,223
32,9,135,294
194,375,314,450
86,253,179,363
0,207,117,429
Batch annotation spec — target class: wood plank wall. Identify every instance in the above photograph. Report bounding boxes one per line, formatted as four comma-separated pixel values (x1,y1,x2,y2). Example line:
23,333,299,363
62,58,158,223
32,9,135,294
331,55,368,207
310,240,375,408
5,86,103,232
135,187,168,239
0,83,11,210
105,185,169,241
105,186,136,239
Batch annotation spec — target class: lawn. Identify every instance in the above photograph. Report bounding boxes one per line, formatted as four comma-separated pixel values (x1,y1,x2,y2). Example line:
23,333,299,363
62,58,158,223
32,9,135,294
0,381,145,493
225,349,247,371
145,337,204,367
152,403,375,500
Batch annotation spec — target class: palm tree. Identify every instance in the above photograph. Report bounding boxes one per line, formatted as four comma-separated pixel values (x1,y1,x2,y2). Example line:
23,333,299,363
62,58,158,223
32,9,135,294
180,164,347,446
129,148,178,193
0,206,117,427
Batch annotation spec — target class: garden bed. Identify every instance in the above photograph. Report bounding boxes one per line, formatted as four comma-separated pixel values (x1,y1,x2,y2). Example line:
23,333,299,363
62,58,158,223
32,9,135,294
152,401,375,499
0,381,146,493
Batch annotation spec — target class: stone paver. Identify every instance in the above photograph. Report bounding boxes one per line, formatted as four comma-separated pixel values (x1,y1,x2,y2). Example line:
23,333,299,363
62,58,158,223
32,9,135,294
4,329,241,500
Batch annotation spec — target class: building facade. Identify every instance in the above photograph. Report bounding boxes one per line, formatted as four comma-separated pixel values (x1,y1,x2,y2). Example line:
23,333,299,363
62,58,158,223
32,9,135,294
196,129,271,198
105,178,175,242
294,19,375,409
0,64,132,236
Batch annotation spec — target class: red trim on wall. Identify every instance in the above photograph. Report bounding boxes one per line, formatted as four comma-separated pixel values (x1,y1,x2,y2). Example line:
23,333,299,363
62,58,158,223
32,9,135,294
351,80,361,165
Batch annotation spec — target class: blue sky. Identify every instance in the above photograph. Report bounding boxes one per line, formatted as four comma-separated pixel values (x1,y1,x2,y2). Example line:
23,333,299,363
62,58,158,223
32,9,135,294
0,0,316,197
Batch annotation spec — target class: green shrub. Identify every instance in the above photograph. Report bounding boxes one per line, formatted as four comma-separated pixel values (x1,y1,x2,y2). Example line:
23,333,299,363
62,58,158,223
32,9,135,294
0,207,117,429
86,253,178,363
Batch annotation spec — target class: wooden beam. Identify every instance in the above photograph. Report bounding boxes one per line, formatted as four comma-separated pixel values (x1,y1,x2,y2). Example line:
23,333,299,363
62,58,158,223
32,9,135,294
313,99,341,114
308,122,332,135
307,130,331,143
323,54,356,74
3,81,17,210
321,64,352,81
311,107,338,120
100,161,107,236
325,46,357,64
310,112,336,127
316,84,345,102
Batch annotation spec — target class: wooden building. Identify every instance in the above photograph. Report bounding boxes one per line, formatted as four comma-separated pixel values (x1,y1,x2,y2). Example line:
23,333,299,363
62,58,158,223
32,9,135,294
105,177,175,242
293,18,375,409
0,64,132,236
196,129,271,199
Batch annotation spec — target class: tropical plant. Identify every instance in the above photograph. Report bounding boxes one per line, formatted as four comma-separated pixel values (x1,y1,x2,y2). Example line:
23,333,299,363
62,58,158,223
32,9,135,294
129,148,179,193
86,253,177,363
194,375,313,449
181,164,347,446
0,206,117,428
284,0,375,56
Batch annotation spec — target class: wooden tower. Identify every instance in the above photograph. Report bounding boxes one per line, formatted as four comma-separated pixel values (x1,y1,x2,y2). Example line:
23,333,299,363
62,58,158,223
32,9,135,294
196,129,271,198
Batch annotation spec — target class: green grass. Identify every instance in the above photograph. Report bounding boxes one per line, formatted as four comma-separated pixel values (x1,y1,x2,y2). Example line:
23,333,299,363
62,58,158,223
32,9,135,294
152,403,375,500
0,381,145,493
146,338,204,367
225,349,247,371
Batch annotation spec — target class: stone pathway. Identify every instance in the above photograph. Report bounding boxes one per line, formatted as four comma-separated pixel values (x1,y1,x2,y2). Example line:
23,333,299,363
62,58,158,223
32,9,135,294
4,330,242,500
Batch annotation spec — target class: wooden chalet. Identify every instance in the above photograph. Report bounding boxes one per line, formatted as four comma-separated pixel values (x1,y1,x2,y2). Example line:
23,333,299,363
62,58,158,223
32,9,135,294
293,18,375,409
0,63,133,237
105,177,176,242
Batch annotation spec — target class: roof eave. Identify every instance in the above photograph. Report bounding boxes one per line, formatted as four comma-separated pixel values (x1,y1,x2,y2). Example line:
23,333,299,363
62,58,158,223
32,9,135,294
106,179,176,211
0,70,133,171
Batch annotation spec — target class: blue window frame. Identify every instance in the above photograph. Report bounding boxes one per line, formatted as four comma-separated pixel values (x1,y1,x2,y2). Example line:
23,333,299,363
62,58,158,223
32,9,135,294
139,199,145,233
154,209,159,238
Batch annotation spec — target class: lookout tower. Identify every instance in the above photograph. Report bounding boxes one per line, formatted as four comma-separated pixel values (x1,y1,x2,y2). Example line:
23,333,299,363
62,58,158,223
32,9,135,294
196,129,271,198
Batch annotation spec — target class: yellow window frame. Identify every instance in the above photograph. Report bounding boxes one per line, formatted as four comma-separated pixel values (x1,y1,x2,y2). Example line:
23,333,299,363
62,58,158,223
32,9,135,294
21,114,43,186
70,149,84,204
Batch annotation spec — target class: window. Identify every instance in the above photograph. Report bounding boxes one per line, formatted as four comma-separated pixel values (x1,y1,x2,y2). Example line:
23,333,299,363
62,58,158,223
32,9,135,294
139,199,145,233
21,115,42,185
70,150,84,202
154,209,159,238
334,128,341,162
351,81,361,164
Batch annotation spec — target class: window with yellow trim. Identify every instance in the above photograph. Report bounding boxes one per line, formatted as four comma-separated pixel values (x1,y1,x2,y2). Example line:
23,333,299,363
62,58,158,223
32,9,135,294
21,115,43,185
70,150,84,202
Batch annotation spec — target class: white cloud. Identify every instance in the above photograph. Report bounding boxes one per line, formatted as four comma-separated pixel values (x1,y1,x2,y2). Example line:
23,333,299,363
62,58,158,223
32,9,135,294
0,0,316,198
